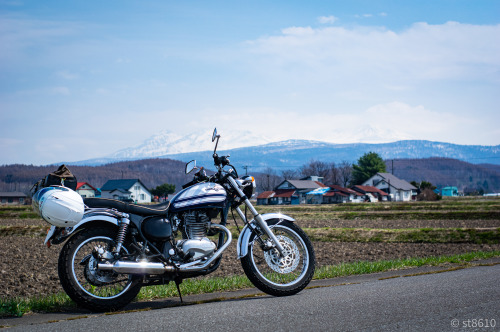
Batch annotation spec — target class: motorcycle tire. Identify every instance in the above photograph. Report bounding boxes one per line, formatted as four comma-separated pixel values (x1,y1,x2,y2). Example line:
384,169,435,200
240,220,315,296
58,226,142,312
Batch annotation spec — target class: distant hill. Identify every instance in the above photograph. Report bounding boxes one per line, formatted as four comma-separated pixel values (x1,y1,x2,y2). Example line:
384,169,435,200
1,156,499,195
0,159,190,194
386,158,500,192
71,139,500,168
151,140,500,174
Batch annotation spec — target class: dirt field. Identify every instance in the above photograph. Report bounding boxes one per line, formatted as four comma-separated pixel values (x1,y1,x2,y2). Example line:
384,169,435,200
1,216,499,299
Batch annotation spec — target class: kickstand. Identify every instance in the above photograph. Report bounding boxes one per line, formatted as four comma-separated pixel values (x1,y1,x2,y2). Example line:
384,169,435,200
175,279,183,304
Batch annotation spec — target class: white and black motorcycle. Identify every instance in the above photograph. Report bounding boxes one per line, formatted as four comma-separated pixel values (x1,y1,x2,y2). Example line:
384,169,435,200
33,129,315,311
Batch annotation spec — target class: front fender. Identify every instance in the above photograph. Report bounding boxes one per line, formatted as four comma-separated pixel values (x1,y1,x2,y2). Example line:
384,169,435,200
236,213,295,259
44,214,120,246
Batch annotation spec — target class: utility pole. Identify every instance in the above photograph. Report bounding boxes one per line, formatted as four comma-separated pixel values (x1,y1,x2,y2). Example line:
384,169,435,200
243,165,249,175
391,160,394,175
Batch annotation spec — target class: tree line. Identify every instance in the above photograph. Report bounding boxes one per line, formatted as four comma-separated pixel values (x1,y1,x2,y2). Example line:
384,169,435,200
254,152,387,192
1,153,498,195
252,153,499,194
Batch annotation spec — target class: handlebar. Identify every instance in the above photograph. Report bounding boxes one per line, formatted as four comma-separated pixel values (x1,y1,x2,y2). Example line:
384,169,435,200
213,153,231,167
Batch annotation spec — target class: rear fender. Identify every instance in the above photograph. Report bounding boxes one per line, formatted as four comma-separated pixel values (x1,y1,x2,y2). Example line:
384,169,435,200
236,213,295,259
44,214,119,246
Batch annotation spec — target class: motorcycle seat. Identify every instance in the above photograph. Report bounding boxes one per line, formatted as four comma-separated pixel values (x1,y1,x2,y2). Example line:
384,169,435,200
84,198,170,217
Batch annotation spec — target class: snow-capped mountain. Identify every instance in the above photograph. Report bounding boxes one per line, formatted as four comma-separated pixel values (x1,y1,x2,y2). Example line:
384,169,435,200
108,129,272,159
107,125,413,160
68,128,499,169
342,125,415,143
160,139,500,172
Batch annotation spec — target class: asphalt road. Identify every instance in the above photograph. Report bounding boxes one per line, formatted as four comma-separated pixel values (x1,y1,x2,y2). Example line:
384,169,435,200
4,262,500,331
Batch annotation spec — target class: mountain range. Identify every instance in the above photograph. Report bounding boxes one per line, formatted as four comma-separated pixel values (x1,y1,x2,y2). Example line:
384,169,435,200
69,130,500,172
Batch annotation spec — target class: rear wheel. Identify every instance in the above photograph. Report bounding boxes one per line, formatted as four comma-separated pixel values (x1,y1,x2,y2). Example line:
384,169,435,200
58,227,142,311
241,220,315,296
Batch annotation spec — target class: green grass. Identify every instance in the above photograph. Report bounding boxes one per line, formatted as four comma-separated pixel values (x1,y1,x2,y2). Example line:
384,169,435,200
257,197,500,214
304,227,500,244
1,250,499,318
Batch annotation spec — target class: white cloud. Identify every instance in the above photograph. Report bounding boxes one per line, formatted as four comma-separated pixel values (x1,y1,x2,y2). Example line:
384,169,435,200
318,15,338,24
197,101,487,145
247,21,500,83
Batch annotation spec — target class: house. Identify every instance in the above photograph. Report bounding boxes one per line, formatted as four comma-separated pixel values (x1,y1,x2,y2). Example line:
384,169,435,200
352,185,389,202
274,179,327,204
256,178,327,205
322,190,347,204
76,182,97,198
0,192,28,205
256,191,275,205
442,186,459,197
269,189,299,205
329,185,365,203
100,179,152,203
363,173,417,202
302,175,324,183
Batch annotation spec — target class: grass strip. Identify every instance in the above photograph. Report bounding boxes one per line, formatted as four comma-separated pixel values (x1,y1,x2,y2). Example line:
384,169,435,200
1,250,499,318
304,227,500,244
286,211,500,221
312,250,500,279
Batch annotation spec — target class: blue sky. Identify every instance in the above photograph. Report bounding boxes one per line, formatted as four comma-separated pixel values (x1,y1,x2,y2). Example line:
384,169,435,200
1,0,499,165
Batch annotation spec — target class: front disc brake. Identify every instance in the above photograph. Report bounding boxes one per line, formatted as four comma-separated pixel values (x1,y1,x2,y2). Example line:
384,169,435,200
263,235,300,273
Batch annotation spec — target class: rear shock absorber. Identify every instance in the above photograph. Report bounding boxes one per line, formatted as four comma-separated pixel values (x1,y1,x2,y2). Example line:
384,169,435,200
115,218,130,254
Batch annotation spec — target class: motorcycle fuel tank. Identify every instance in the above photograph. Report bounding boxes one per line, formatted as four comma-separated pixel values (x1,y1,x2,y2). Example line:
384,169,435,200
170,183,227,212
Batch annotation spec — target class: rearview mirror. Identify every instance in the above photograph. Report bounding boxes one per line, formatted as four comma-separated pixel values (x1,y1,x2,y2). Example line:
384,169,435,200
212,128,219,142
185,160,197,174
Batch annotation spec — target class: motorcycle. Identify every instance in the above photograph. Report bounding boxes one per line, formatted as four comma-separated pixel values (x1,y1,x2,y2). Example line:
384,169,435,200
35,128,315,311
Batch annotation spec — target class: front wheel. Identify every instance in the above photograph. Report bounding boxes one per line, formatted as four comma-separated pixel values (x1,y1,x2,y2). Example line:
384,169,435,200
241,220,315,296
58,226,142,311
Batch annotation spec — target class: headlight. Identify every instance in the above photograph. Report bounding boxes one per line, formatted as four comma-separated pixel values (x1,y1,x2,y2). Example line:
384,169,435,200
240,175,256,199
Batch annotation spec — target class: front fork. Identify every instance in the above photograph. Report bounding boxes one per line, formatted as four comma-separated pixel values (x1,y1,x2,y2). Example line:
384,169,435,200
228,176,285,256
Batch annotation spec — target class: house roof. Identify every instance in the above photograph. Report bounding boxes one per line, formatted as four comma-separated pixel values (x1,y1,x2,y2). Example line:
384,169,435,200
279,180,327,190
257,191,275,199
352,185,389,196
101,179,150,193
377,173,417,191
0,192,27,198
77,182,97,191
330,185,363,196
273,189,297,198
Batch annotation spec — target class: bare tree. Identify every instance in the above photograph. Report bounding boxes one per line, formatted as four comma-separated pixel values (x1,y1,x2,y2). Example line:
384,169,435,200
299,160,331,179
255,167,280,192
281,169,298,180
328,162,341,186
338,161,353,187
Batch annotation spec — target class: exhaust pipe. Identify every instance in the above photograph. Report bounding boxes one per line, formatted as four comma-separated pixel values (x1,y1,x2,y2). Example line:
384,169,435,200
97,261,175,274
97,224,232,275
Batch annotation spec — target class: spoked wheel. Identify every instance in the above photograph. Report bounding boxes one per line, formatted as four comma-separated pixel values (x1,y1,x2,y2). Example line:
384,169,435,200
58,227,142,311
241,220,315,296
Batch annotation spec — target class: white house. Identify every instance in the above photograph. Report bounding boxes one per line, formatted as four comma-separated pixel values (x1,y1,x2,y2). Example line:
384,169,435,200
76,182,97,198
100,179,152,203
363,173,417,202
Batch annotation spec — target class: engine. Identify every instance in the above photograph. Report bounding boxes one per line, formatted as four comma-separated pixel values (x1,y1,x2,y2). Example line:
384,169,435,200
177,210,216,261
184,210,210,240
